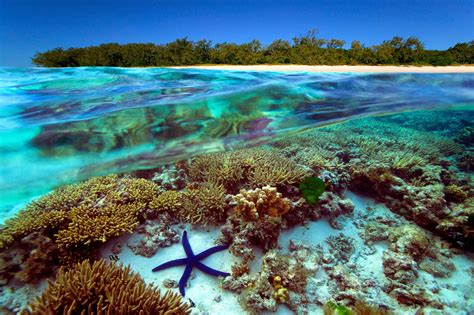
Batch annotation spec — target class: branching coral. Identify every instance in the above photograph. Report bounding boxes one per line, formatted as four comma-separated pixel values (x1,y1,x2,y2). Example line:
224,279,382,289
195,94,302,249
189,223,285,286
232,186,291,221
181,181,227,225
24,260,191,314
0,175,161,282
186,147,310,191
55,203,142,248
148,190,184,217
0,175,160,250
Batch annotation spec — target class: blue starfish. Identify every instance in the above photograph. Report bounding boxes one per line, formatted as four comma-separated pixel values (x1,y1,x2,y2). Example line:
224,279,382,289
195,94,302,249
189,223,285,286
152,230,230,296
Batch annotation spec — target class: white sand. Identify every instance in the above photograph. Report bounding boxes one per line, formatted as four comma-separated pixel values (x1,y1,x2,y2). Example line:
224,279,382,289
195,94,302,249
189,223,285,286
171,65,474,73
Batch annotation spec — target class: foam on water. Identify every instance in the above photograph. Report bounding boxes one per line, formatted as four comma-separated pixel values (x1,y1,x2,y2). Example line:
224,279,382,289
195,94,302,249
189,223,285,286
0,67,473,214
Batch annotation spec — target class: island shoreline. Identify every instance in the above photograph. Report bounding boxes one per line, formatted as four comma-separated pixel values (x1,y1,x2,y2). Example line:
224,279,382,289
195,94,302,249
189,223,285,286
169,64,474,73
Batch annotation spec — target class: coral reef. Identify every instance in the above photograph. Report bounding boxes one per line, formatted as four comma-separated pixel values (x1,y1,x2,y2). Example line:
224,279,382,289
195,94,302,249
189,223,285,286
23,260,191,314
185,147,310,191
181,181,227,225
232,186,291,220
0,175,161,283
0,232,59,285
148,190,184,219
238,250,315,314
326,234,355,263
127,214,180,257
0,175,159,249
268,111,473,250
151,164,188,192
220,186,296,267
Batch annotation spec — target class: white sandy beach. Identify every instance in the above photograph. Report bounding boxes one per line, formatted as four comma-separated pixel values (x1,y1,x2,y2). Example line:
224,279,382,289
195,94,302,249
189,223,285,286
171,64,474,73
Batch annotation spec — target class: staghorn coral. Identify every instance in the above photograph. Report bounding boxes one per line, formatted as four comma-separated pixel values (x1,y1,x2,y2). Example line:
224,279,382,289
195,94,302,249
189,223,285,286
248,152,310,187
55,203,142,248
181,181,227,225
0,175,161,283
148,190,184,218
232,186,291,221
23,260,190,315
0,175,160,250
185,147,310,191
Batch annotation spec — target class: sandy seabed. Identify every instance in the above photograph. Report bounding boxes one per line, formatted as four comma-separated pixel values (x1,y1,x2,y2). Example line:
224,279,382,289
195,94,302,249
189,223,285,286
171,64,474,73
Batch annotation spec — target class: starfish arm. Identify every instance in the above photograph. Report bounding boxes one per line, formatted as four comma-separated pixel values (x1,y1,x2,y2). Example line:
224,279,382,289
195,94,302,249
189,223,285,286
195,261,230,278
182,230,195,258
152,258,188,272
195,245,229,260
179,263,194,296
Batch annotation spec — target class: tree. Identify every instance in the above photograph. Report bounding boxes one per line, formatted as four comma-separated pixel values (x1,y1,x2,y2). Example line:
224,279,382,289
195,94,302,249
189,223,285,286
448,41,474,64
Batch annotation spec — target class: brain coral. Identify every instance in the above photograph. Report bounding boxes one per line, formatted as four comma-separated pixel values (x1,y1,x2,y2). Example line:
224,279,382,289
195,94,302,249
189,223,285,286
24,260,191,314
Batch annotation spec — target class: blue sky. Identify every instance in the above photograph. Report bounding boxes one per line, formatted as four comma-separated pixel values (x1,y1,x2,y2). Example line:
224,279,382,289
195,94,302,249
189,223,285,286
1,0,473,66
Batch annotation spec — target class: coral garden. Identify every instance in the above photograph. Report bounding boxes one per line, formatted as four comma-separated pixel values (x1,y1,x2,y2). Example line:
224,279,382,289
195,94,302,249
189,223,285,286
0,109,473,314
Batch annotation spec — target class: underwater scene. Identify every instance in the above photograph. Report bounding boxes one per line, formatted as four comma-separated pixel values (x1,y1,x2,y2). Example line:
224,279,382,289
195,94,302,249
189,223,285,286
0,67,473,314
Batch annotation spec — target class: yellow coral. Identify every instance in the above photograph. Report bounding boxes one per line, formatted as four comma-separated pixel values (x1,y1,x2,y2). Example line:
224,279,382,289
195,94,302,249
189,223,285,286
55,203,141,247
187,147,309,189
181,181,227,225
24,260,191,314
233,186,291,221
0,175,159,251
149,190,183,214
444,184,468,203
273,286,289,303
270,275,289,303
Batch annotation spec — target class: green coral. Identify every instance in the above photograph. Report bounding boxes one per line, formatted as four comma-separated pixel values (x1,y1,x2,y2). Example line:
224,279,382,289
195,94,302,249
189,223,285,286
323,301,353,315
299,176,326,205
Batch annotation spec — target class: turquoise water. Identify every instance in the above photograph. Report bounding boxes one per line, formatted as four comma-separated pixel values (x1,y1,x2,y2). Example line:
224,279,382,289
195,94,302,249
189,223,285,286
0,67,473,216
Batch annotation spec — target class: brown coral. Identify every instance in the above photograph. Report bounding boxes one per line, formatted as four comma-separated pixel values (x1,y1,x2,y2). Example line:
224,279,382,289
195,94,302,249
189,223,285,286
0,175,160,250
239,250,311,313
181,181,227,225
186,147,309,191
444,184,468,203
24,260,191,314
0,175,162,283
232,186,291,221
55,203,142,248
149,190,184,216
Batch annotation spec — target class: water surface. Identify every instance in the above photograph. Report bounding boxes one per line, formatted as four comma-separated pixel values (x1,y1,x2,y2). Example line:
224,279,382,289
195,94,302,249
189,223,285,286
0,67,473,216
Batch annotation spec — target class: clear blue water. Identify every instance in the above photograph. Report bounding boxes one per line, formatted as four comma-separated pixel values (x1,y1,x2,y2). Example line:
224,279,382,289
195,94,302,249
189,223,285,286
0,67,473,216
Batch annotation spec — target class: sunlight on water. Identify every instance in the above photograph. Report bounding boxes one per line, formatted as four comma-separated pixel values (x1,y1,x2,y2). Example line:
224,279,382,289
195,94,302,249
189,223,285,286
0,67,473,213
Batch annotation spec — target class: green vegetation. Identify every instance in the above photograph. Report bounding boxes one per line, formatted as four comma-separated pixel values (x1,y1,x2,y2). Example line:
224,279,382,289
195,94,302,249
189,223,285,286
32,30,473,67
323,301,353,315
299,176,326,205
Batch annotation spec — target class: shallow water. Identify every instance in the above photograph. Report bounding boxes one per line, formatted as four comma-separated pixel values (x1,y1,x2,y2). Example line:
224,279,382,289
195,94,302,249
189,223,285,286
0,67,473,215
0,67,473,314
